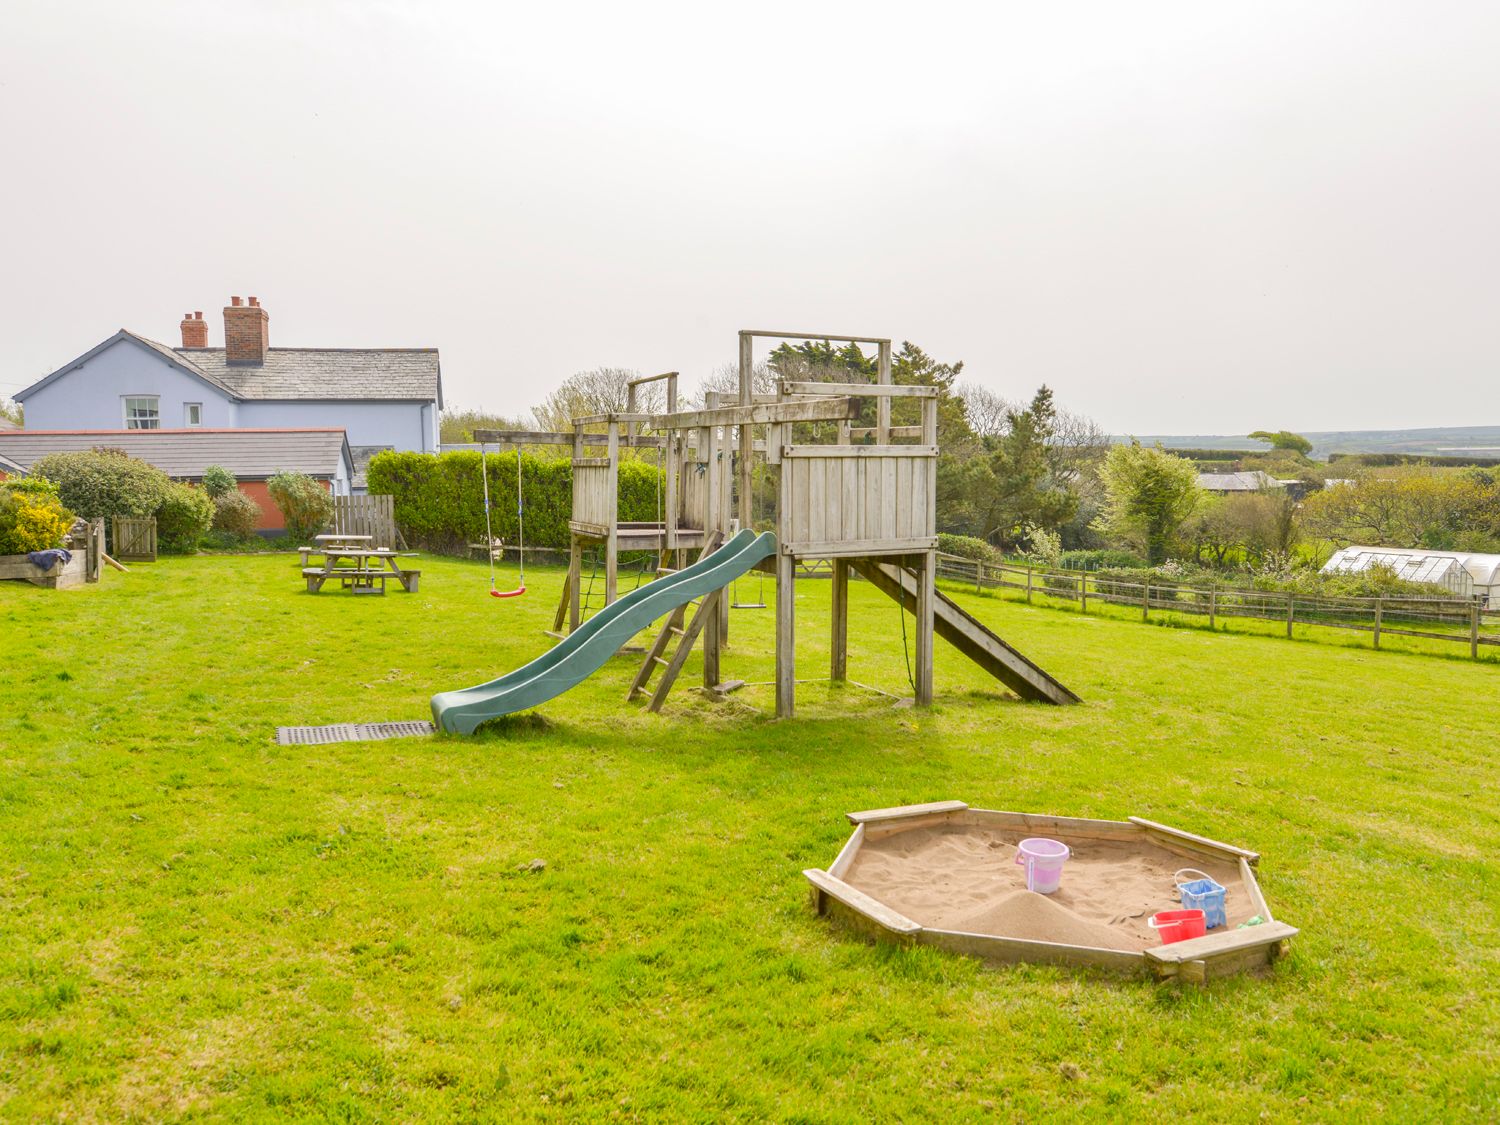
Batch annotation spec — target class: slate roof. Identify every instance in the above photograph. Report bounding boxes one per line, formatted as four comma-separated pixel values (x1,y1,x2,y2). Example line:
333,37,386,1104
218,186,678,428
0,452,25,476
15,331,442,406
175,347,442,402
0,428,352,481
1197,471,1283,492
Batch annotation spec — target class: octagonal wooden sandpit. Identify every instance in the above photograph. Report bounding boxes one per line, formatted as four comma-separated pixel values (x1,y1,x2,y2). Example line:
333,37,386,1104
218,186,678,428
804,801,1297,983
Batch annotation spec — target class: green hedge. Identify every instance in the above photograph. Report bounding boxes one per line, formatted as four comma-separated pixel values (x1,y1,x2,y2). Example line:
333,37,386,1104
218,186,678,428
365,450,667,552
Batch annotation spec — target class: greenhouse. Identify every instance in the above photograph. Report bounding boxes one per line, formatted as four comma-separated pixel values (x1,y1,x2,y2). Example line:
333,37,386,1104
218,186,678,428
1321,546,1500,602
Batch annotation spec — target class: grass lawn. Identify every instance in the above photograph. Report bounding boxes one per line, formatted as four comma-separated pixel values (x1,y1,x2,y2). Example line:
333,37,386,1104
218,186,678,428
1,552,1496,1121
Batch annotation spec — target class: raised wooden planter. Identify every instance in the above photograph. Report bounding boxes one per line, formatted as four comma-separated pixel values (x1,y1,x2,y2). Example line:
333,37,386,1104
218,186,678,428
804,801,1297,983
0,550,88,590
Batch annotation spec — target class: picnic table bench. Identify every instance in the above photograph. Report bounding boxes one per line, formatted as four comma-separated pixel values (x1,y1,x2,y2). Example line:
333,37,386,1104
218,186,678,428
301,544,420,595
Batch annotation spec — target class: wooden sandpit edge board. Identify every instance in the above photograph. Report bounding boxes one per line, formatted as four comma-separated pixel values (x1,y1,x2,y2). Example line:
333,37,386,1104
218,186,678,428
803,869,921,935
1129,816,1260,866
1144,921,1298,981
827,823,865,880
962,807,1139,840
919,927,1145,973
846,800,968,825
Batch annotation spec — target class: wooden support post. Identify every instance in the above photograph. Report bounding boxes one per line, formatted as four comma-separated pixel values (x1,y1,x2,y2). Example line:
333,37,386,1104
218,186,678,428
831,558,849,682
1471,600,1480,659
738,334,754,531
916,552,935,706
1078,574,1087,613
568,537,582,632
876,339,892,443
1027,566,1034,604
1208,586,1216,629
605,421,619,605
1286,593,1294,638
1142,581,1149,621
1373,597,1382,649
776,550,796,717
976,560,983,594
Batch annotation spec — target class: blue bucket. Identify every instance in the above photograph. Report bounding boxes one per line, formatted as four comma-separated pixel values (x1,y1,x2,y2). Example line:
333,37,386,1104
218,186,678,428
1175,868,1227,930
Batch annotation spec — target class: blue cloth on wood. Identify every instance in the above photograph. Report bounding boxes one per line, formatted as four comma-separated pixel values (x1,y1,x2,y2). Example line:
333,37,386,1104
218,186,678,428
26,548,71,570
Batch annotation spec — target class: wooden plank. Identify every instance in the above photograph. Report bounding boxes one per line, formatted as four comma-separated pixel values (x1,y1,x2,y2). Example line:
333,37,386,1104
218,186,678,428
1143,921,1298,966
841,459,859,540
743,329,892,345
1239,856,1273,921
862,811,966,840
786,537,939,558
916,554,935,706
808,458,826,543
781,445,938,458
780,380,936,398
919,927,1144,973
802,869,922,934
649,397,860,431
1129,817,1260,865
776,550,796,717
827,823,865,879
847,800,969,824
830,558,849,681
849,425,923,439
962,808,1140,840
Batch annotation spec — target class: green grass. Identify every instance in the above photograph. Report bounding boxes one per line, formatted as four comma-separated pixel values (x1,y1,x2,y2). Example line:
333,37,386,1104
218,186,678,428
1,552,1497,1121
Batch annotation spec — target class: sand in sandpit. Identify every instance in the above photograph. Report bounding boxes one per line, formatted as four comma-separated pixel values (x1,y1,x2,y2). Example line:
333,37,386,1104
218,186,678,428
843,823,1251,952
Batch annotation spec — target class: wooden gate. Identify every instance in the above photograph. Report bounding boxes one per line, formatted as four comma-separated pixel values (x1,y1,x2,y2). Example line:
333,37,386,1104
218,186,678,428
111,516,157,561
331,494,404,550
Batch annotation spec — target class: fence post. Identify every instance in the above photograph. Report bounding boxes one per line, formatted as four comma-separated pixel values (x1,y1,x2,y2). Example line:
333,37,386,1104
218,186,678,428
1026,566,1033,605
1142,581,1149,621
1208,587,1216,630
1472,600,1480,659
1079,574,1088,614
976,561,983,594
1286,593,1294,638
1373,598,1382,649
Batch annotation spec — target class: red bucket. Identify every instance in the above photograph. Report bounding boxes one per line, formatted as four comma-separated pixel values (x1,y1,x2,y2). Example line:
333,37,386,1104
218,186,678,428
1148,908,1206,945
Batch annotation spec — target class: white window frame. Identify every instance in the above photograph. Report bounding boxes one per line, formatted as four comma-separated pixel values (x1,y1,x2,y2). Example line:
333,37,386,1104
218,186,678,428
123,396,160,430
184,402,203,427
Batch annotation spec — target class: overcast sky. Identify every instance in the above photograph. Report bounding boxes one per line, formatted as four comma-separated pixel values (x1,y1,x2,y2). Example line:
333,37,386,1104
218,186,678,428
2,1,1497,435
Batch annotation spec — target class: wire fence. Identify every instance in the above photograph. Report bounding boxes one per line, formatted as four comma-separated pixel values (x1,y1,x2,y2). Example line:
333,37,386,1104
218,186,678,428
935,554,1500,660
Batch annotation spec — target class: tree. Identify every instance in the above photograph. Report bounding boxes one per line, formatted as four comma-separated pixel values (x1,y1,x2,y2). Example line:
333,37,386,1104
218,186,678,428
440,407,530,443
1094,443,1202,564
0,397,21,428
942,386,1079,547
1249,430,1313,456
531,368,664,432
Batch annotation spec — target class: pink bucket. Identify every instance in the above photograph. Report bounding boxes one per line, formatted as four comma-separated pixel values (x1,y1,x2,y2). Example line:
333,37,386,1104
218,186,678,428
1015,837,1070,894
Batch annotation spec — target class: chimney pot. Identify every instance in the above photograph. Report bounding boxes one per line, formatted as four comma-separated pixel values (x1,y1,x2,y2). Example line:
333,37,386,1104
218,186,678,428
231,295,243,307
194,311,203,319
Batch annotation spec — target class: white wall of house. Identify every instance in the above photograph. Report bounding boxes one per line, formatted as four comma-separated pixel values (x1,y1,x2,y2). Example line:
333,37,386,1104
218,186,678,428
238,399,436,451
22,339,238,430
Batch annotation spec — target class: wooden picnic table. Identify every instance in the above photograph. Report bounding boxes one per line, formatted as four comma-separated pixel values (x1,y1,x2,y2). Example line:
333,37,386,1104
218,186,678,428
302,546,420,595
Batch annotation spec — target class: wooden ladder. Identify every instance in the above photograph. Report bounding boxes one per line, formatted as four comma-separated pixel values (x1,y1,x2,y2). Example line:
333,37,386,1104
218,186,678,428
627,589,723,712
625,529,726,712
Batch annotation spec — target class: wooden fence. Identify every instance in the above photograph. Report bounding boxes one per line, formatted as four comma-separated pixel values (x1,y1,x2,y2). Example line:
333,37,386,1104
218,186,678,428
330,494,404,550
935,554,1500,660
111,516,157,562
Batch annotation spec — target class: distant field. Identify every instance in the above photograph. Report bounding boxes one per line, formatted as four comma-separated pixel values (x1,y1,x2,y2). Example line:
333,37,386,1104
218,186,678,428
1118,424,1500,460
2,554,1497,1120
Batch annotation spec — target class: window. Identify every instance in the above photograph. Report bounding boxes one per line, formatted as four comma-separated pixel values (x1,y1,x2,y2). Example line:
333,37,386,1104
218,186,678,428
123,396,160,430
185,403,202,427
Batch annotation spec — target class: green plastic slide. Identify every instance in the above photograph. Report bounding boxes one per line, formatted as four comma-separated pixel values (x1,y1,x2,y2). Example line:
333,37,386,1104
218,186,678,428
431,528,778,734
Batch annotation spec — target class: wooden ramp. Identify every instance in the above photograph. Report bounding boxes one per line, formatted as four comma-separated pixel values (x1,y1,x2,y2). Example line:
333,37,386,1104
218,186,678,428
851,560,1080,705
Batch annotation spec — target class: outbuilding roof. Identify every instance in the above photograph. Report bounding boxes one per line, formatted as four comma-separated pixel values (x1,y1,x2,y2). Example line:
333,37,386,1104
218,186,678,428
0,452,25,476
1197,471,1283,492
0,428,352,481
1322,545,1500,592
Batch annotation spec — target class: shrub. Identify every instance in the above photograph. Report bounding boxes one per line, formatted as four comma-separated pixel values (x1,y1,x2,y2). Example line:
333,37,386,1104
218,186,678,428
0,484,75,554
1057,548,1146,571
30,449,171,521
268,472,334,542
366,450,665,552
155,482,215,554
936,533,1001,563
201,464,237,499
212,490,262,540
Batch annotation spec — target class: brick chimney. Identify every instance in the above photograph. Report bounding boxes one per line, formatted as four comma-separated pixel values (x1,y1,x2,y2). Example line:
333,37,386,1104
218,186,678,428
223,295,269,364
179,310,207,348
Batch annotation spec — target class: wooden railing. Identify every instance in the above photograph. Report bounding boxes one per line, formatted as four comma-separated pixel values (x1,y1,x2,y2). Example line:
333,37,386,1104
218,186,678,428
935,554,1500,660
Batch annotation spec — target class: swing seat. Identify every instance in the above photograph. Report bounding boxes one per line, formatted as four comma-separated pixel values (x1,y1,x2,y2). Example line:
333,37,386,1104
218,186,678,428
490,585,527,599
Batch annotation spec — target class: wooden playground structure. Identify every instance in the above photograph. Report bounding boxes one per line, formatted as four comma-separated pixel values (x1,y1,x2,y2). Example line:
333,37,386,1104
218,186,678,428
476,329,1078,717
